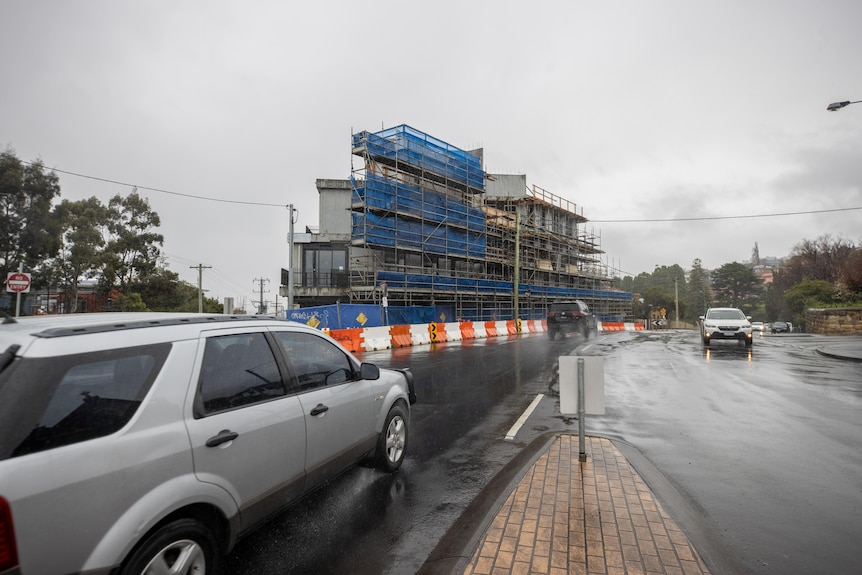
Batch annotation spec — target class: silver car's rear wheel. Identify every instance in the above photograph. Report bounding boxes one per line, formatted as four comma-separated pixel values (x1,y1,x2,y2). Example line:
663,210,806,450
122,518,219,575
142,539,204,574
375,404,408,472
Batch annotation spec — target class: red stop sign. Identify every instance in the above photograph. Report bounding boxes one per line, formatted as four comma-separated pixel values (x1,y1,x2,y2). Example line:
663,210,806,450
6,272,31,293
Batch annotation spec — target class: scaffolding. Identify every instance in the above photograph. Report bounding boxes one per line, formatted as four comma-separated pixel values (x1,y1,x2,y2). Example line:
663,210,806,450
339,124,632,322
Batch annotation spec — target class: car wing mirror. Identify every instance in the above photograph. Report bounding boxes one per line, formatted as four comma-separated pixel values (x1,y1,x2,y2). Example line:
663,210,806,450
360,362,380,380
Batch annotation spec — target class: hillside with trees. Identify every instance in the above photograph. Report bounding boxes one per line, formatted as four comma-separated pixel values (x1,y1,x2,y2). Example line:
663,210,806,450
621,235,862,330
1,149,221,314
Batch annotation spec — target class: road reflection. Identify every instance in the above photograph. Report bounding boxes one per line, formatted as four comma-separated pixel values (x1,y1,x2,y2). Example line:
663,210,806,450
702,344,753,362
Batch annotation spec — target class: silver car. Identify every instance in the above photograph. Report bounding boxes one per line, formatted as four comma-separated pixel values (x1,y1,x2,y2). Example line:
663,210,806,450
699,307,754,347
0,313,415,575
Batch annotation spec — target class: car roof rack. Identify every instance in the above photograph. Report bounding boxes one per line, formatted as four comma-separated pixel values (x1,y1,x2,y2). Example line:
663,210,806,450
33,315,285,339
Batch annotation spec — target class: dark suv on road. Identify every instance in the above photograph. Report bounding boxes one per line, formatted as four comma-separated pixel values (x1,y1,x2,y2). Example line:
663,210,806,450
546,300,597,340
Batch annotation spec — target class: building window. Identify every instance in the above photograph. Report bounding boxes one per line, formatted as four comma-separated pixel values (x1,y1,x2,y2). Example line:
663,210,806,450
302,247,348,287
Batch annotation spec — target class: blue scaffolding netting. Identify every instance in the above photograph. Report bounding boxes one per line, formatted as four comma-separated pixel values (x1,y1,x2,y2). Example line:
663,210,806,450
352,212,487,258
376,271,632,303
352,124,485,192
354,173,485,230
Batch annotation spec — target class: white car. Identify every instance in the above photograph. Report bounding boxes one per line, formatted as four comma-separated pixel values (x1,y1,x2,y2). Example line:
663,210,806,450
751,321,766,333
699,307,753,347
0,313,415,575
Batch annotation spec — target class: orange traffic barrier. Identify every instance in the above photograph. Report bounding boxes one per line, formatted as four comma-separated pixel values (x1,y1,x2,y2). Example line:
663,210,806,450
602,322,625,332
506,320,518,335
484,321,498,337
389,324,413,347
460,321,476,340
328,328,363,353
526,320,537,333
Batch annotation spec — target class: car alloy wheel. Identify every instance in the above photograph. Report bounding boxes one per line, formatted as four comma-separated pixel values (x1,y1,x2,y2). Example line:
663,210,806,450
376,404,408,472
122,518,218,575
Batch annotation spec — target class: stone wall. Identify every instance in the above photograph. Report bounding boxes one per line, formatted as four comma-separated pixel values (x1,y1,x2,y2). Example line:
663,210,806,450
805,307,862,335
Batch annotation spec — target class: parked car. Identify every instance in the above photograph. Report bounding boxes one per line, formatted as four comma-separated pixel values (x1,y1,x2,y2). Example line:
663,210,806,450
0,313,416,575
771,321,790,333
699,307,753,347
546,300,597,340
750,321,766,333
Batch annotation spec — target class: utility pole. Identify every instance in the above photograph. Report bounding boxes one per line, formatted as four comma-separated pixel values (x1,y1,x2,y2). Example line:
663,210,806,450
287,204,297,312
674,277,680,329
190,264,211,313
254,278,270,314
513,211,520,320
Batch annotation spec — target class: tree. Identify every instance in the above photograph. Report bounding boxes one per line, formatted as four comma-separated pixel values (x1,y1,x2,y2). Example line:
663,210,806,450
840,248,862,295
684,259,711,321
46,197,110,312
118,292,149,312
784,234,856,284
101,191,164,292
784,279,835,329
709,262,762,310
127,266,222,313
0,150,62,290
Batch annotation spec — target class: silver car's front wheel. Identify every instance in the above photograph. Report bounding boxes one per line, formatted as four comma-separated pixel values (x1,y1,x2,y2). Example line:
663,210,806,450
375,404,408,472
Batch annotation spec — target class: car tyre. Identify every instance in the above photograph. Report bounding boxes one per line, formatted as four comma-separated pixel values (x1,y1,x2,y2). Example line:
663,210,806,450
702,337,710,346
547,327,557,340
375,403,408,472
121,518,219,575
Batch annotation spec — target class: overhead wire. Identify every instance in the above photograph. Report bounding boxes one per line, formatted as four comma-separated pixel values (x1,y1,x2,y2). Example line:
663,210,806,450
17,158,289,208
23,157,861,223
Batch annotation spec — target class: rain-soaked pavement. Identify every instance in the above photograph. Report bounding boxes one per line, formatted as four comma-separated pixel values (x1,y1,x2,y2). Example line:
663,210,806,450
224,330,862,575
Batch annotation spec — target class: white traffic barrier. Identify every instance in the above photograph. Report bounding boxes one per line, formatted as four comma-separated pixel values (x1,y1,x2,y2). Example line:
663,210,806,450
361,326,392,351
444,322,463,341
472,322,488,338
409,324,432,345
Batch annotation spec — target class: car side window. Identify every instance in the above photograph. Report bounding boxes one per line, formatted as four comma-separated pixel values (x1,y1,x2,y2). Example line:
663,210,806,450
198,333,284,415
274,331,356,392
0,344,171,460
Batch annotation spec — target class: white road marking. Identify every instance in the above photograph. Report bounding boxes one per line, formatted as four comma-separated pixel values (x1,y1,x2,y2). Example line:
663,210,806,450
505,393,544,440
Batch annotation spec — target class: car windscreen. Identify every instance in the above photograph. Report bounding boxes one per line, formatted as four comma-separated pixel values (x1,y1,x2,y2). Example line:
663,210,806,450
707,310,745,320
0,343,171,461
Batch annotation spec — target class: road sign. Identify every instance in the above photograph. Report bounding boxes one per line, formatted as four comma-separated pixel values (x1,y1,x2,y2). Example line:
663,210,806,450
6,272,31,293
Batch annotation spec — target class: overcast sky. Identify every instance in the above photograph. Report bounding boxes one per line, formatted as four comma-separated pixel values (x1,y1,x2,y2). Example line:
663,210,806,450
3,0,860,308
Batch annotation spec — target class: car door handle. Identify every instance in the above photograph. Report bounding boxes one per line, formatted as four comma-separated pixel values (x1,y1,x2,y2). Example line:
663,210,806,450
206,429,239,447
310,403,329,416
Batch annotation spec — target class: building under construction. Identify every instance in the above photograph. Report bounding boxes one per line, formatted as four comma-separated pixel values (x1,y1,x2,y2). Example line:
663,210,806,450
290,124,631,322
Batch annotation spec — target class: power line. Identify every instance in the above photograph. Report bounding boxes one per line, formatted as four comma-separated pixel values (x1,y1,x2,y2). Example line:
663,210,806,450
18,158,288,208
591,205,862,223
18,157,862,223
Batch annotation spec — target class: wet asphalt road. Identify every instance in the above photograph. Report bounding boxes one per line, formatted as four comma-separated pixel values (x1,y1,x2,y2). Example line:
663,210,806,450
224,330,862,575
583,330,862,575
224,332,582,574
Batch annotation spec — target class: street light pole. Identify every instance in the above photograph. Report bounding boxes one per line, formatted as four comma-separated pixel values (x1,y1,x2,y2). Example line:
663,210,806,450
827,99,862,111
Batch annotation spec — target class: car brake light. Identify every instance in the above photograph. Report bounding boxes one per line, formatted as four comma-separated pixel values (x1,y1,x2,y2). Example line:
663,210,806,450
0,497,19,571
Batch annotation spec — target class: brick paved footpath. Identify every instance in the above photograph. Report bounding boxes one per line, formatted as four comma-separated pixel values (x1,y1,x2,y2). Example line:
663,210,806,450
462,435,712,575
